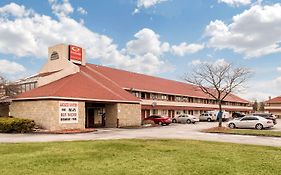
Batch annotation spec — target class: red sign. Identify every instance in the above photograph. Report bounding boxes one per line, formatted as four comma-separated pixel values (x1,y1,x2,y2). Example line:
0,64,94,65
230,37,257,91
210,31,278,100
69,45,82,64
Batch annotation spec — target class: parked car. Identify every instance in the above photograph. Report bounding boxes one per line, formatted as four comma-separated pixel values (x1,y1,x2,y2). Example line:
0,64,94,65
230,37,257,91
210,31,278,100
252,113,277,125
143,115,172,125
232,112,245,118
228,116,274,130
199,111,230,122
172,114,199,124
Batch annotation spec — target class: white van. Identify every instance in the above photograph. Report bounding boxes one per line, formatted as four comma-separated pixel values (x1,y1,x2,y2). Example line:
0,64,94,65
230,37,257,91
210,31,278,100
199,111,230,122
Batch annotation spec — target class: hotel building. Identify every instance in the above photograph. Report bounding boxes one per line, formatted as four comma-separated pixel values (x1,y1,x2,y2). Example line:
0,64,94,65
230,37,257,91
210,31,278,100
6,44,251,130
265,96,281,118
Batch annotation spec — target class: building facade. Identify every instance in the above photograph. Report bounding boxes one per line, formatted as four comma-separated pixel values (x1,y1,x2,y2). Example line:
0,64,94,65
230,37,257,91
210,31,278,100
265,96,281,118
9,44,251,131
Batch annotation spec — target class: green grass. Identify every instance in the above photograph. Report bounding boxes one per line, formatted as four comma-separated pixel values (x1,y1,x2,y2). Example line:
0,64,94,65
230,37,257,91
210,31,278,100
1,139,281,175
204,128,281,137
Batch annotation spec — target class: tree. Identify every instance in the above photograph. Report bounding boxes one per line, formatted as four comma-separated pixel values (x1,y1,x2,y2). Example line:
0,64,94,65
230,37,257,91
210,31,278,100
253,100,258,112
259,102,265,112
184,62,251,127
0,76,20,100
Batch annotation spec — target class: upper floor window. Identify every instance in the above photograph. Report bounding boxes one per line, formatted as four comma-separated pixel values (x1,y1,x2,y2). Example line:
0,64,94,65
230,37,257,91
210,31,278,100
161,94,167,100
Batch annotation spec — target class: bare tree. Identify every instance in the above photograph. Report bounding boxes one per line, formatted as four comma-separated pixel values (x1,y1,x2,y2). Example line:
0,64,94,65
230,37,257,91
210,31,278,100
184,62,251,127
0,76,20,100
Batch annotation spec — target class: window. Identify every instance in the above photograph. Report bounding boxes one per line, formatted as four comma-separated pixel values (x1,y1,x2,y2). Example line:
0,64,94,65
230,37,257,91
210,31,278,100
175,96,182,101
141,92,146,99
161,94,167,100
151,93,157,100
241,117,250,121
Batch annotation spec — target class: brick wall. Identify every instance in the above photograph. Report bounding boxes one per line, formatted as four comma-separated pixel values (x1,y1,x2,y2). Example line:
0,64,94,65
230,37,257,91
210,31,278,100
10,100,85,131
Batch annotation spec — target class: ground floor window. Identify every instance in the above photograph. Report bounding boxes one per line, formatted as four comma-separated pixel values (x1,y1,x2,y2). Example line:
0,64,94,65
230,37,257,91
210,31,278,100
152,109,158,115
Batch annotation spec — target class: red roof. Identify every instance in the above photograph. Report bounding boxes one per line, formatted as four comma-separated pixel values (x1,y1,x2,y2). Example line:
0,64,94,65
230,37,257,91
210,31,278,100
87,64,249,103
265,96,281,104
15,67,140,103
15,63,248,103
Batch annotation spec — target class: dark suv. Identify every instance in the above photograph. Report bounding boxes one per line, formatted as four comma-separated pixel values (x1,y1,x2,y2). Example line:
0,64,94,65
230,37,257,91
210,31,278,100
252,113,277,125
232,112,245,118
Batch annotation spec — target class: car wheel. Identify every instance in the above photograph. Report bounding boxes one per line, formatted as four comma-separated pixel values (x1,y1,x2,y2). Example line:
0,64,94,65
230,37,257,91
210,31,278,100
186,119,191,124
228,123,236,129
172,119,177,123
159,121,163,126
255,123,263,130
207,118,212,122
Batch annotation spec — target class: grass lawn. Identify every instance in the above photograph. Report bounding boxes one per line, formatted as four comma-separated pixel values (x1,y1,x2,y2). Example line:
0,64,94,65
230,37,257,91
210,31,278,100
1,139,281,175
203,127,281,137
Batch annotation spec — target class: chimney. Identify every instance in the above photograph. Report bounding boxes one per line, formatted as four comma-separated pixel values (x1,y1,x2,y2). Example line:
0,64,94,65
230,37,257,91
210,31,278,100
269,96,271,100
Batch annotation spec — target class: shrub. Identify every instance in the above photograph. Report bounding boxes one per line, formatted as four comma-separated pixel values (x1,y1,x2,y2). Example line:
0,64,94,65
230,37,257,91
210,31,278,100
0,117,35,133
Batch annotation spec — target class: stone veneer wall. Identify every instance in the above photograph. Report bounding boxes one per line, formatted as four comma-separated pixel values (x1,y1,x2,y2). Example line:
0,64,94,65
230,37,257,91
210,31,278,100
105,103,141,128
10,100,85,131
105,104,118,128
117,103,141,127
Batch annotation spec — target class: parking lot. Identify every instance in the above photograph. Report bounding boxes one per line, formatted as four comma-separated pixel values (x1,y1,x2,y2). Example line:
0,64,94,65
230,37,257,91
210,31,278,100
0,119,281,146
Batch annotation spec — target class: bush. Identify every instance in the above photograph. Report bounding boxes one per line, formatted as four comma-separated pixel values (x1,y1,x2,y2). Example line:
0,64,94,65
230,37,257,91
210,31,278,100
0,117,35,133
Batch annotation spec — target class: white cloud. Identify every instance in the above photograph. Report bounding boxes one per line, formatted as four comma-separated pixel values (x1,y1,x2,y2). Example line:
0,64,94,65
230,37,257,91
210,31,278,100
48,0,73,17
218,0,252,7
214,58,229,66
190,59,204,66
171,43,204,56
277,67,281,72
0,59,26,75
124,28,169,56
205,4,281,58
0,3,173,75
0,2,31,17
77,7,87,15
189,58,228,66
0,2,200,75
137,0,167,8
133,0,167,14
132,8,139,15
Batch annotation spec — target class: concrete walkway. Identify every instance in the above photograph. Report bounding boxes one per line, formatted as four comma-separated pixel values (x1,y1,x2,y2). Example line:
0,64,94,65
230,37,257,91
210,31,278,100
1,122,281,147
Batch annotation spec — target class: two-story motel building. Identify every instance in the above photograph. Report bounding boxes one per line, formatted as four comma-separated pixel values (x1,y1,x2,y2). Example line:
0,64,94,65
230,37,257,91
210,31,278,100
9,44,252,131
265,96,281,118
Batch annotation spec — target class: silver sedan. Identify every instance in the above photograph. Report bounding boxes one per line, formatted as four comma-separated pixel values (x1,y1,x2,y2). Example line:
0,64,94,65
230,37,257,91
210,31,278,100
172,114,200,124
228,116,274,130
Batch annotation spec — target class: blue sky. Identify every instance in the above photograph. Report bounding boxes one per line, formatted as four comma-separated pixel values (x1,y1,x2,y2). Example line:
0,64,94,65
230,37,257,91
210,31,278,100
0,0,281,101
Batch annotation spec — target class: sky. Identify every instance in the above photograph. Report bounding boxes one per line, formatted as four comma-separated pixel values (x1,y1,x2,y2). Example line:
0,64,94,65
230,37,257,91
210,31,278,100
0,0,281,102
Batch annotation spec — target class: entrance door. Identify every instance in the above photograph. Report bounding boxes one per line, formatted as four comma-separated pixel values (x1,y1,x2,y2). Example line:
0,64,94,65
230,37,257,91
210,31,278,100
86,108,95,128
168,110,175,118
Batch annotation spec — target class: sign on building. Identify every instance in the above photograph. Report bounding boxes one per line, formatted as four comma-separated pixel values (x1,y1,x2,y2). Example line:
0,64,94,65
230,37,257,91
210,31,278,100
69,45,82,64
59,101,79,123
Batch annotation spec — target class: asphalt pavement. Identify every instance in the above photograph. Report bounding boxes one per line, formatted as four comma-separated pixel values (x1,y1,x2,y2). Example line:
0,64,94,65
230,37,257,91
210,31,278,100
0,120,281,147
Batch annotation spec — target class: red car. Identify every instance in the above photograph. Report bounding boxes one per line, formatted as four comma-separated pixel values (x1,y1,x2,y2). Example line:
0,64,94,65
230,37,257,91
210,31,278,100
144,115,172,125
